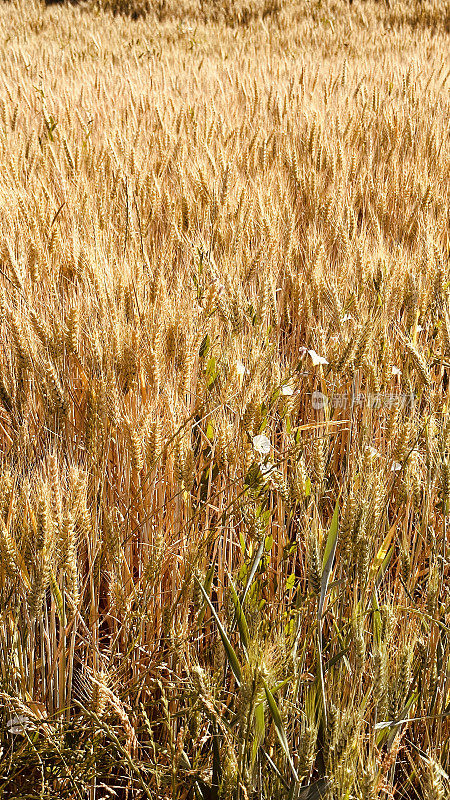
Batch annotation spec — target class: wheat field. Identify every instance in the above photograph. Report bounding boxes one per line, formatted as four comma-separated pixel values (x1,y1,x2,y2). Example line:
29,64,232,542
0,0,449,797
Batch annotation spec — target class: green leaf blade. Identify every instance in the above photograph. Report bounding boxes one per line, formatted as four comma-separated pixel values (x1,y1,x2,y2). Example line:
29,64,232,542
195,577,242,685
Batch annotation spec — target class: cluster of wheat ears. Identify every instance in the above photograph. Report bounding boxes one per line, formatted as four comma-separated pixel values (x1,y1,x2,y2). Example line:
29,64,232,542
0,0,449,797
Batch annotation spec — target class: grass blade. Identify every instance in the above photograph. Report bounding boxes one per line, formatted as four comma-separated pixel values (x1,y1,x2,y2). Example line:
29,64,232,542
262,677,298,782
318,498,339,622
241,538,265,604
195,576,242,685
227,571,250,651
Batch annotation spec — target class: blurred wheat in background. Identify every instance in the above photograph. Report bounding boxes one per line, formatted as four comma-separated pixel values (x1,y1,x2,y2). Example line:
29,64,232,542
0,0,449,796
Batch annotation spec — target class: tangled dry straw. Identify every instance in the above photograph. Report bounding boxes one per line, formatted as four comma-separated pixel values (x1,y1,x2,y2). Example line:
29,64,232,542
0,0,449,796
